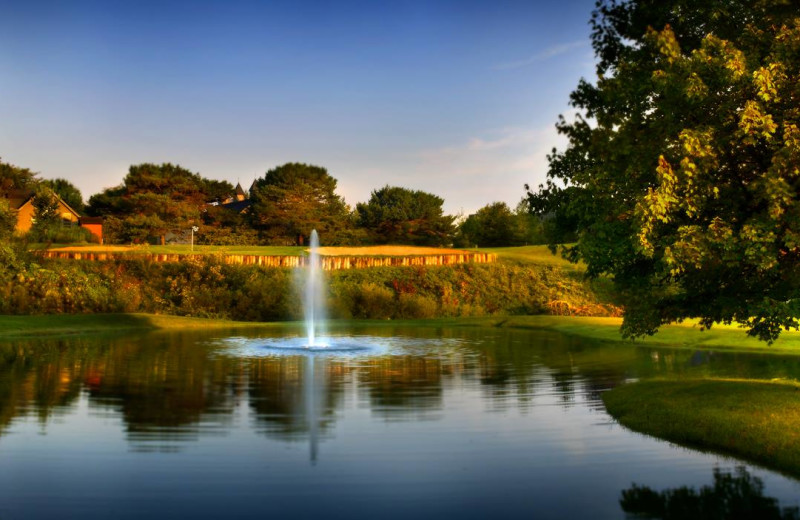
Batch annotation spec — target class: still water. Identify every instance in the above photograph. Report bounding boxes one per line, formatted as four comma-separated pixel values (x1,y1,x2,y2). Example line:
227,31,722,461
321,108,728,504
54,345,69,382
0,324,798,519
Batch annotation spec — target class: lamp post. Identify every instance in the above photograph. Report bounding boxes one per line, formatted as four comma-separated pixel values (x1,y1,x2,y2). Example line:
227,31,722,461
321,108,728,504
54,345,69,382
191,226,199,252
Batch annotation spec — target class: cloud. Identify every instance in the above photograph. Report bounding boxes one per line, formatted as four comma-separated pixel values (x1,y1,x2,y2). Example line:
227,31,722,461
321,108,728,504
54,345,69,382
408,125,569,214
333,114,582,216
494,40,587,71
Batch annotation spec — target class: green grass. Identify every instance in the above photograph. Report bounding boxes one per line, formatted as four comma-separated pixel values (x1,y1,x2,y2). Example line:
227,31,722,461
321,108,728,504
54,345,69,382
603,379,800,478
30,244,307,256
481,245,585,270
0,313,279,338
146,245,306,255
5,313,797,352
418,315,800,353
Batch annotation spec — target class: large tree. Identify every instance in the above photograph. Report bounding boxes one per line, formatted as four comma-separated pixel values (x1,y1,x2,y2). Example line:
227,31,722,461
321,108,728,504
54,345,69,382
249,163,350,245
87,163,232,244
528,0,800,342
456,202,528,248
356,185,455,246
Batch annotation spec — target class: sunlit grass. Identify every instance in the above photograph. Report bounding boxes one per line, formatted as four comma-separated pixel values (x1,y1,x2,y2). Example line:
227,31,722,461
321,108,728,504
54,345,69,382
480,245,584,270
603,379,800,478
0,313,279,338
35,244,307,256
5,313,800,351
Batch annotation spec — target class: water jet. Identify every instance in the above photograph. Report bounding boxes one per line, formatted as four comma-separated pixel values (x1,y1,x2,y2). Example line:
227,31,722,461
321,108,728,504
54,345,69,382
303,229,326,348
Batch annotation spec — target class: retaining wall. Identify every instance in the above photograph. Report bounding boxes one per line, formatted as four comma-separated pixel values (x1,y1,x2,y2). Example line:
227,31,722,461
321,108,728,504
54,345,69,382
37,251,496,270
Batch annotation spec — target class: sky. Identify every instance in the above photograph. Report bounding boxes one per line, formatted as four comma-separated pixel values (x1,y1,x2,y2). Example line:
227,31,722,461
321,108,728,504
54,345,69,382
0,0,597,215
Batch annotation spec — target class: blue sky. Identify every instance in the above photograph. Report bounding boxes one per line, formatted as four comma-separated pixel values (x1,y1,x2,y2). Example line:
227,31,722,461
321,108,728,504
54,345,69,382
0,0,596,214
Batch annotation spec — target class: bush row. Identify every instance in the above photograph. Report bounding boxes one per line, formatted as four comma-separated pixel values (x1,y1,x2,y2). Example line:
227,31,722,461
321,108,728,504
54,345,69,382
0,247,616,320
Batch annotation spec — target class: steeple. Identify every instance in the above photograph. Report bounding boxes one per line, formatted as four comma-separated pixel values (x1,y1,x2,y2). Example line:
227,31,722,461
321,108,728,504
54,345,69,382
234,182,246,201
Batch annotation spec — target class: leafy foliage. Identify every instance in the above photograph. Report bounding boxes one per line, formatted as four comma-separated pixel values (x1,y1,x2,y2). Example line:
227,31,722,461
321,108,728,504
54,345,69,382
30,184,62,238
0,158,37,197
249,163,351,245
528,0,800,341
456,201,532,247
0,251,612,322
356,185,455,246
0,199,16,239
87,163,233,244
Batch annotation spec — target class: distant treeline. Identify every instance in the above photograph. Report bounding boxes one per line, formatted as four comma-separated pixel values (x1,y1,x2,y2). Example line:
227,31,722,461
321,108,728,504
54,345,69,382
1,158,561,247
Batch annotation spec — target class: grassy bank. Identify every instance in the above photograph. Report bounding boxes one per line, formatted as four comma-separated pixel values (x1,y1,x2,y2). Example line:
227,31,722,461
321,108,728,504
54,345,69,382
467,315,800,353
0,313,279,339
5,312,800,352
482,245,582,269
603,379,800,478
2,250,614,321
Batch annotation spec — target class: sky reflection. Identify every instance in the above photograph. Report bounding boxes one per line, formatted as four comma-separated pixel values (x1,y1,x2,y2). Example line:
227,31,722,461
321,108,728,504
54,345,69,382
0,325,798,518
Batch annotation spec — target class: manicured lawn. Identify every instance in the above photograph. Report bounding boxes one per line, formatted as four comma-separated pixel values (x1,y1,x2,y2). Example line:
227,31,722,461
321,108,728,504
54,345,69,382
481,245,585,270
36,244,307,256
426,315,800,353
603,379,800,478
315,245,474,256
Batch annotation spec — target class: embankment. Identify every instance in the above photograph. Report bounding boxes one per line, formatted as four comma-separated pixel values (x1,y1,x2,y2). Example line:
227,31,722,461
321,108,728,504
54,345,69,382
2,249,614,321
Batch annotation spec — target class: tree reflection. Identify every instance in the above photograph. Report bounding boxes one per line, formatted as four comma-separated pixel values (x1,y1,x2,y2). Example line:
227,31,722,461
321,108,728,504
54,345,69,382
4,325,800,455
358,356,444,420
620,467,800,520
247,355,341,441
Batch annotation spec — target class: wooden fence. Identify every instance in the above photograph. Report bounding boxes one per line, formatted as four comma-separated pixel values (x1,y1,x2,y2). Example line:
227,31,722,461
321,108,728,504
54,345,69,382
37,251,496,271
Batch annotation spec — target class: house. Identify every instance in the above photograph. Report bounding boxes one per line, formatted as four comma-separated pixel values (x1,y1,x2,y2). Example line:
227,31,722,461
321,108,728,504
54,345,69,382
7,188,80,233
219,182,253,214
214,182,250,206
5,188,103,243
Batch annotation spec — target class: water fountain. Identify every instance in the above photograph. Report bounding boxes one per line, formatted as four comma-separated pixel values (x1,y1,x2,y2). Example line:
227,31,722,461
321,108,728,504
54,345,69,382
304,230,326,348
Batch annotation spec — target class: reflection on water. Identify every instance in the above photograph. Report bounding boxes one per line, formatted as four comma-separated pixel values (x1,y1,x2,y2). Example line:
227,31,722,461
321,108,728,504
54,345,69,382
621,467,800,520
0,325,798,518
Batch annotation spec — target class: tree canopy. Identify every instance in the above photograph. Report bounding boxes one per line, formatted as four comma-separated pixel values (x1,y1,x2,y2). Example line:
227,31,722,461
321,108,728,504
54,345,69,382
87,163,231,244
457,201,528,247
356,185,455,246
528,0,800,342
249,162,351,245
0,158,37,197
41,178,84,214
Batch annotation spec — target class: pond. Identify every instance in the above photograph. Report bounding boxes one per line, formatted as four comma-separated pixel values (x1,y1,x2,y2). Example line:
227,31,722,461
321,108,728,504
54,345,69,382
0,323,798,519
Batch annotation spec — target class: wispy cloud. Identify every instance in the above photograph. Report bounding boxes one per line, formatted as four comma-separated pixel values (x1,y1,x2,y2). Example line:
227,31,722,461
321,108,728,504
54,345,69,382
494,40,587,70
408,125,570,213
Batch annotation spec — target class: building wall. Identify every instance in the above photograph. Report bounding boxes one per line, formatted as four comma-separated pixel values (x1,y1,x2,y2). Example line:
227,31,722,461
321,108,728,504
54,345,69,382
59,202,79,224
81,223,103,244
15,201,35,233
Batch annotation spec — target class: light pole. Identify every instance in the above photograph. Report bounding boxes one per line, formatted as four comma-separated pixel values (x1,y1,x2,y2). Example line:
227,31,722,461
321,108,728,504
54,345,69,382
191,226,199,252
